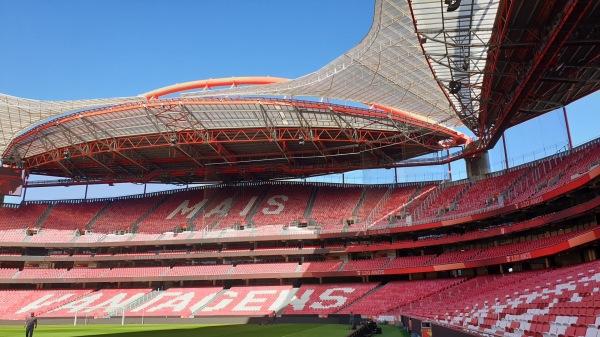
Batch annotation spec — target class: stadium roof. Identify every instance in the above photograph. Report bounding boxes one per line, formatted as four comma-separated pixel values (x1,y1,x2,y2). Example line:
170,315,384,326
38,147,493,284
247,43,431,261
7,97,467,183
182,0,462,127
1,0,598,184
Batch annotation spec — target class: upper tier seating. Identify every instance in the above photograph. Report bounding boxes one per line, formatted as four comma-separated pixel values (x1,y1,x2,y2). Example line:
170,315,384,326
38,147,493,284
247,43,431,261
251,185,313,227
211,186,268,230
92,196,164,233
309,186,363,231
137,188,223,233
355,187,389,223
0,141,595,241
450,168,527,215
0,268,18,279
510,143,599,205
192,187,238,231
0,228,27,242
72,232,105,243
40,201,107,230
158,232,193,241
283,282,378,315
538,144,600,197
372,185,420,225
415,183,469,220
101,233,133,242
0,204,48,230
128,233,161,241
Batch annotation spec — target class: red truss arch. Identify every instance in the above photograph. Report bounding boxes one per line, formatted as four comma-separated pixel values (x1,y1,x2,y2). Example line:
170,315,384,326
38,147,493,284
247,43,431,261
7,98,469,184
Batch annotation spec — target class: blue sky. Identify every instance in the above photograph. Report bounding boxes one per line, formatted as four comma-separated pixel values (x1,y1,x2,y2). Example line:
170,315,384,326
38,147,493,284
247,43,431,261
0,0,598,200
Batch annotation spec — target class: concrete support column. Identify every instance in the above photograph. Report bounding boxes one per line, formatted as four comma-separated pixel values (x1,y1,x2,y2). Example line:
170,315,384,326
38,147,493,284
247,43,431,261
466,151,491,178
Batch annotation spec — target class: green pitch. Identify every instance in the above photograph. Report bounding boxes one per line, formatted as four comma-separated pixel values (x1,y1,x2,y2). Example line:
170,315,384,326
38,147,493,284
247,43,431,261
0,323,404,337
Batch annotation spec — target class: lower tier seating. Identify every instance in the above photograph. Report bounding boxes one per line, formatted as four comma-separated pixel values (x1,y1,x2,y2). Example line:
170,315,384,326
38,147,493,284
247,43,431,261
0,289,93,319
193,285,293,316
339,278,464,315
44,288,153,318
2,259,600,328
127,287,223,317
400,259,600,337
283,282,379,315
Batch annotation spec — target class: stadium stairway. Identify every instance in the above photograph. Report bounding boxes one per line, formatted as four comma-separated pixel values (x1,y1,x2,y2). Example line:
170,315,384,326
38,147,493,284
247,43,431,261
400,184,438,222
208,188,246,231
368,185,420,228
277,287,300,315
501,166,532,202
105,289,161,317
243,185,271,223
398,184,426,214
436,182,472,218
189,288,229,316
34,204,54,228
431,183,468,218
302,186,319,219
185,191,224,231
338,259,350,271
380,257,395,269
86,201,112,231
361,187,393,225
351,187,371,217
131,195,170,233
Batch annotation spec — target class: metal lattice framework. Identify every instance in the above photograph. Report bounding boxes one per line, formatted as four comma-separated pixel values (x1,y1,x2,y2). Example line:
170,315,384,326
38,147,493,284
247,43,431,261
6,98,467,183
182,0,460,127
479,0,600,146
409,0,499,135
0,94,142,159
1,0,599,185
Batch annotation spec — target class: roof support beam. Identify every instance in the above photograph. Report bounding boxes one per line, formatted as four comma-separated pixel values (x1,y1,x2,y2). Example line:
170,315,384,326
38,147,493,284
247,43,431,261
259,103,292,165
38,135,73,177
57,124,116,176
81,118,152,174
180,104,237,166
483,0,589,147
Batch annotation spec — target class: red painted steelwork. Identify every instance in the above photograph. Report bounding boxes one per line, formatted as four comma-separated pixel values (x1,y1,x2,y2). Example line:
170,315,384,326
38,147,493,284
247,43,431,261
141,76,290,99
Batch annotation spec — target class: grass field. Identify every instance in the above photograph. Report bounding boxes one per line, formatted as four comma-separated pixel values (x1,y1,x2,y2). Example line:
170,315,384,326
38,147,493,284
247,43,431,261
1,323,409,337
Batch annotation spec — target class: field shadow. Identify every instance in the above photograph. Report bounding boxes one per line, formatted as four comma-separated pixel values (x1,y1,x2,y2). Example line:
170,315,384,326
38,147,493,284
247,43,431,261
69,323,332,337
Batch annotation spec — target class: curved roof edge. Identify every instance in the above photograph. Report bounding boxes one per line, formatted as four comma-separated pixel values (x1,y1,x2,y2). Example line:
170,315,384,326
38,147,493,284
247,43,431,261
0,93,143,159
182,0,460,127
